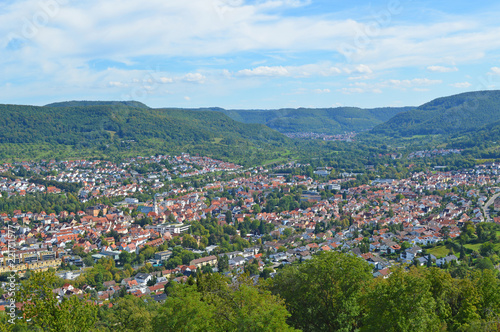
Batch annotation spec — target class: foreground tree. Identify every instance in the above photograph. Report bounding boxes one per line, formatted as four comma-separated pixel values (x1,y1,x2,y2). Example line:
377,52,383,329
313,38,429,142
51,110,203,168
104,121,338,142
97,295,159,332
153,283,217,332
15,271,98,332
267,251,372,331
362,267,441,332
154,273,296,331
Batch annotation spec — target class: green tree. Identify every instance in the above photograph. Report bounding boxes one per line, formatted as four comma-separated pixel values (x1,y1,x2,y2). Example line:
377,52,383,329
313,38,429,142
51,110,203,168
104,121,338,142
260,267,273,280
476,257,495,270
155,274,296,331
182,233,198,249
201,264,213,274
82,256,94,267
400,241,411,251
225,211,233,224
119,251,132,265
479,242,495,258
98,295,159,332
473,269,500,322
246,260,260,276
217,254,229,272
153,282,216,332
268,251,372,331
441,226,450,240
147,275,158,287
362,267,441,332
15,271,98,331
198,273,296,331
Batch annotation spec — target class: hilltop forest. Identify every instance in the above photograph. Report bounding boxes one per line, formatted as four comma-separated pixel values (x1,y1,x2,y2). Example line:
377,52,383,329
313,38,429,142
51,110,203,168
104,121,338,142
1,90,500,172
0,103,291,166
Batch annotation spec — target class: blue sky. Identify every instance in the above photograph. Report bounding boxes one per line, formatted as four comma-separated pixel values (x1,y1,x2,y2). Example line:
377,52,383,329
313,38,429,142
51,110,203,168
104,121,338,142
2,0,500,109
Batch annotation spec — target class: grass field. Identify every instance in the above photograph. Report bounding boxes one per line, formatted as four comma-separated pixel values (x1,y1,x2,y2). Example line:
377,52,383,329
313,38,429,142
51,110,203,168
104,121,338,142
212,137,223,144
427,245,451,258
464,243,483,252
464,242,500,252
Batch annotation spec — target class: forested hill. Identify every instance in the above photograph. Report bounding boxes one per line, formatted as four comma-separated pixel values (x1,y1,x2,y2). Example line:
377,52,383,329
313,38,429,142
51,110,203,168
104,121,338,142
0,103,291,165
45,100,150,109
371,90,500,137
191,106,414,134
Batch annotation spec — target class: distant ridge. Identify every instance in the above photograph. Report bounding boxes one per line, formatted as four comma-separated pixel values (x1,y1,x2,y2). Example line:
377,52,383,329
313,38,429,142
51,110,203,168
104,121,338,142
45,100,150,109
191,106,414,134
371,90,500,136
43,102,413,134
0,103,290,165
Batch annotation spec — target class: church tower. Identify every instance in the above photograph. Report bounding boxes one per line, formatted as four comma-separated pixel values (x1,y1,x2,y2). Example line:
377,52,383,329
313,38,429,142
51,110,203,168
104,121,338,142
153,195,159,215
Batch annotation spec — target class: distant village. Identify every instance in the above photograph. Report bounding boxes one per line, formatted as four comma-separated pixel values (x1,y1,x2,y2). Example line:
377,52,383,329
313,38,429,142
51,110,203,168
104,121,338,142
284,132,356,141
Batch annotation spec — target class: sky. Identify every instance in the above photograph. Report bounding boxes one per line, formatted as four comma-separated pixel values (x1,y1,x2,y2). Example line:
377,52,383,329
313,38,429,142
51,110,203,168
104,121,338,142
2,0,500,109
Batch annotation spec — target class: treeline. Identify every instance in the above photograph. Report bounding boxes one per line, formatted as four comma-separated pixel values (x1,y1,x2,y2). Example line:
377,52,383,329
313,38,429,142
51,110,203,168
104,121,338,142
372,90,500,137
4,252,500,331
29,177,82,194
200,106,412,135
0,194,119,216
0,103,293,166
269,251,500,332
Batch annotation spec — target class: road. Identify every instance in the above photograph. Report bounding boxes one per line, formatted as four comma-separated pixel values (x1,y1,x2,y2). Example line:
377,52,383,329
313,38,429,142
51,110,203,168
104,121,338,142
482,192,500,222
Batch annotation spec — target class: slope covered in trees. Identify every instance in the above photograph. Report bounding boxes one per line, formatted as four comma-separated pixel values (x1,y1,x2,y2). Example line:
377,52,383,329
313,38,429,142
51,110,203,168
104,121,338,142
0,103,292,165
45,100,150,109
371,90,500,137
194,106,413,134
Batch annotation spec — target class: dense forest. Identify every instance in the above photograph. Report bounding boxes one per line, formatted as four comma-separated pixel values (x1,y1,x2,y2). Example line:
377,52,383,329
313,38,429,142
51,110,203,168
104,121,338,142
193,106,413,134
0,104,288,147
372,90,500,137
3,252,500,331
0,103,293,166
45,101,150,109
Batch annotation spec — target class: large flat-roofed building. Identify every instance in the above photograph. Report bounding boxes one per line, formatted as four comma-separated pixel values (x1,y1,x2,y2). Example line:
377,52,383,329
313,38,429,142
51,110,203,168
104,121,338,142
190,255,218,269
146,223,190,234
154,250,172,261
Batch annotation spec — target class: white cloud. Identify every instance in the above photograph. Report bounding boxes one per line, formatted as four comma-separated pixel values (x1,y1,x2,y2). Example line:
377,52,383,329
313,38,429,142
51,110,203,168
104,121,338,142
4,0,496,73
290,87,330,95
348,75,371,80
108,81,128,87
427,65,458,73
354,64,372,74
490,67,500,75
338,77,441,95
387,78,442,88
237,66,289,77
184,96,191,101
339,85,381,94
313,88,330,94
159,77,173,83
2,0,500,107
181,73,206,83
343,64,373,75
450,82,472,88
235,63,343,78
340,87,365,94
